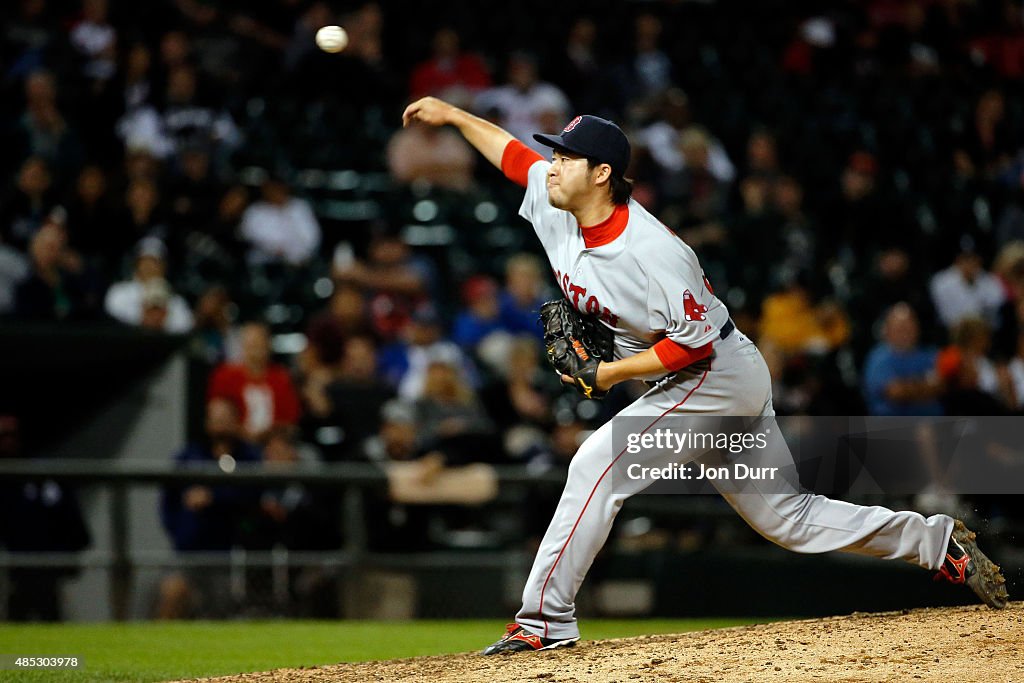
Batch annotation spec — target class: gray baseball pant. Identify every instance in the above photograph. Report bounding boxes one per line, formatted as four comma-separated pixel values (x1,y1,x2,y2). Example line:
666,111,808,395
516,330,954,640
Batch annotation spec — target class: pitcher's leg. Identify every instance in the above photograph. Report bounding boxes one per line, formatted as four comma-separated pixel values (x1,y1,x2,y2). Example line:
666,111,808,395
715,371,955,570
515,418,628,639
720,488,953,569
718,437,1005,606
516,369,715,639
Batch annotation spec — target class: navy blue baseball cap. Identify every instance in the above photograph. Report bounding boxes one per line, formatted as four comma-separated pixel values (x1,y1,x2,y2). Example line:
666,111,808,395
533,115,631,178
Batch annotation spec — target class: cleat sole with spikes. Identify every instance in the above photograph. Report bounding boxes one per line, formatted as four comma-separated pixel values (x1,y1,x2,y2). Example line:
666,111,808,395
952,519,1009,609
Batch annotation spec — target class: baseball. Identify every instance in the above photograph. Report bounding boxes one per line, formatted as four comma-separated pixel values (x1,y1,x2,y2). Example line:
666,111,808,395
315,25,348,53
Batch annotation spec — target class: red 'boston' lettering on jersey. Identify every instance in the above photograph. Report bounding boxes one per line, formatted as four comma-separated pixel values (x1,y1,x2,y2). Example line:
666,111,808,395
567,282,587,307
551,269,620,327
683,289,707,322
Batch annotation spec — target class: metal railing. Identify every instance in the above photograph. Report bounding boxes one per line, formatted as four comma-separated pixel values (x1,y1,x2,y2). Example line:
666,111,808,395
0,459,746,620
0,460,504,618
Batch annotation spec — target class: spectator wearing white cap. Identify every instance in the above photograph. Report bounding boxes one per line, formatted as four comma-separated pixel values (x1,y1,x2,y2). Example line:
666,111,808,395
104,237,192,333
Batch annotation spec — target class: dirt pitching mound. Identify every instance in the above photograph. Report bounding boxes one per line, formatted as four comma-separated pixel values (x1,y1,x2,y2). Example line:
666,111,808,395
182,603,1023,683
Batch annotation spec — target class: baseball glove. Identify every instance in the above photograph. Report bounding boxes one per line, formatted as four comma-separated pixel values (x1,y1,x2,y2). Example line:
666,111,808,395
539,299,616,399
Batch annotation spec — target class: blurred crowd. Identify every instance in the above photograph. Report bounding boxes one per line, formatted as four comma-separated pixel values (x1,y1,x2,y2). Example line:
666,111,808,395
5,0,1024,617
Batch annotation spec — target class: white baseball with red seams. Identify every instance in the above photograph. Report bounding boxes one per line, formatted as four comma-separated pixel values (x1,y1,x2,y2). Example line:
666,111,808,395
512,158,955,641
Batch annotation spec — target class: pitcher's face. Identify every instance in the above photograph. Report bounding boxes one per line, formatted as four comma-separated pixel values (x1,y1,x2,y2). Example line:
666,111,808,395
546,150,594,211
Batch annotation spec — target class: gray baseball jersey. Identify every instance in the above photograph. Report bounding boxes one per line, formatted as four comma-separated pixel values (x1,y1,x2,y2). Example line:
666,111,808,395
511,157,955,640
521,161,729,364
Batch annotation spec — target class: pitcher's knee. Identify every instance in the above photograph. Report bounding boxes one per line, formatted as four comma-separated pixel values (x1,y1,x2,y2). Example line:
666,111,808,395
743,492,816,544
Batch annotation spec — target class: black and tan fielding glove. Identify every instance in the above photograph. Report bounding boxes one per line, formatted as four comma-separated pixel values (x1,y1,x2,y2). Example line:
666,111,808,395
539,299,616,399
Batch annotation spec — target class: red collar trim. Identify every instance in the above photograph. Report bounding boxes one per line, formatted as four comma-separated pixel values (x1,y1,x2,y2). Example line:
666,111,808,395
579,204,628,248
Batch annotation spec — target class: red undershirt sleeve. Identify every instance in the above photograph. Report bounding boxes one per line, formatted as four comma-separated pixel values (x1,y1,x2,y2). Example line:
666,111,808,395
652,338,714,373
501,139,544,188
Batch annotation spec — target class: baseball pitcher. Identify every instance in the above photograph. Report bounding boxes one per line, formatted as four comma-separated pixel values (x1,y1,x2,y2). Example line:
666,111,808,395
400,97,1009,655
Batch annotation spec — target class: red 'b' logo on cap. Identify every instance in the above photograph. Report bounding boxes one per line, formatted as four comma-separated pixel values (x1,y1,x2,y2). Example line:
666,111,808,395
563,116,583,133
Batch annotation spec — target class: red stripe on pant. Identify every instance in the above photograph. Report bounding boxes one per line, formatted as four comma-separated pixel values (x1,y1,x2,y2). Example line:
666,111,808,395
537,369,710,637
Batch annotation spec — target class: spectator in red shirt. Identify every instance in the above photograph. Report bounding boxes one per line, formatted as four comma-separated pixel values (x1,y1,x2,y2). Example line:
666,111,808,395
208,321,301,442
409,27,491,108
